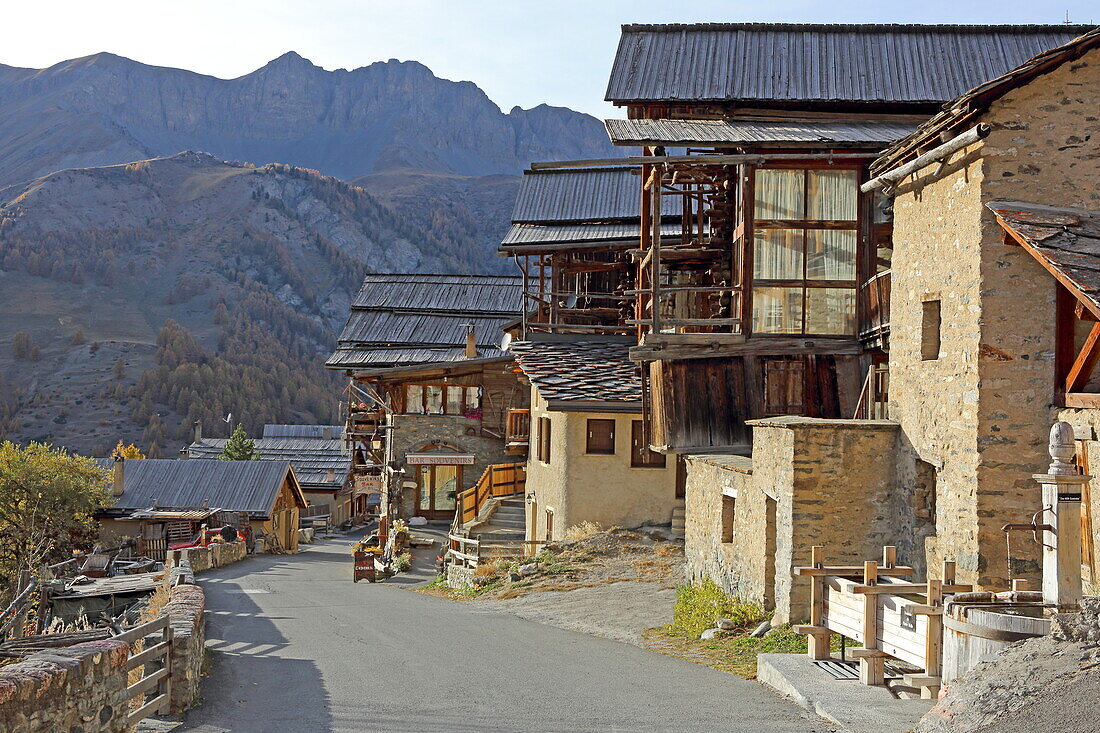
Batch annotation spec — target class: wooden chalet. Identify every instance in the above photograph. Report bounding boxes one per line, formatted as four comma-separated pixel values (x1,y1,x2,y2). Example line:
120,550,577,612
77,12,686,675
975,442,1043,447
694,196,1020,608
327,274,529,521
185,422,353,524
586,22,1091,452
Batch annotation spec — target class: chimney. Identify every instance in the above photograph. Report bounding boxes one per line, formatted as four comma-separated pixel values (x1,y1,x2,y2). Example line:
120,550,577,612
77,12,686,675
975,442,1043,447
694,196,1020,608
325,469,336,483
465,326,477,359
322,426,334,440
193,420,202,443
112,457,125,498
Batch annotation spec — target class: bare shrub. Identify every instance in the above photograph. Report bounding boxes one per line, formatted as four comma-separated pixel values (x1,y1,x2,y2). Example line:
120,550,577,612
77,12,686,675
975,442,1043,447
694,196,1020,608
563,521,603,541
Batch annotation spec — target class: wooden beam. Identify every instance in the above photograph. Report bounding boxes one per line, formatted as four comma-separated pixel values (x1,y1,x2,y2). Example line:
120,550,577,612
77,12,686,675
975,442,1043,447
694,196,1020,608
1066,322,1100,393
1062,392,1100,409
529,152,875,171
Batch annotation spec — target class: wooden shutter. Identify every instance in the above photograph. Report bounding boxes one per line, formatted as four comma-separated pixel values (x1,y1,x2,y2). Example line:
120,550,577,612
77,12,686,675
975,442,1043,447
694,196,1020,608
631,420,666,468
586,419,616,454
764,358,805,416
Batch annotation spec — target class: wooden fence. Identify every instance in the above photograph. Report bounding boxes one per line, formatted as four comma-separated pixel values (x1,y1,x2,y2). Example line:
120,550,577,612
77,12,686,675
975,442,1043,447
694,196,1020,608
794,546,971,698
456,462,527,526
115,615,173,725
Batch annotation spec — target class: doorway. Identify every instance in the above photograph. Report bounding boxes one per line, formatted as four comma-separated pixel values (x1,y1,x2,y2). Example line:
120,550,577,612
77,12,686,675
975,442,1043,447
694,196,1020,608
416,463,460,519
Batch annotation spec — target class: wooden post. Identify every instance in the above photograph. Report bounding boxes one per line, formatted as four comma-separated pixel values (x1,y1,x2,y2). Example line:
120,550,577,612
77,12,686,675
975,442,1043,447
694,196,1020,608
882,545,897,570
859,560,885,685
1012,578,1030,592
922,578,943,699
807,546,830,659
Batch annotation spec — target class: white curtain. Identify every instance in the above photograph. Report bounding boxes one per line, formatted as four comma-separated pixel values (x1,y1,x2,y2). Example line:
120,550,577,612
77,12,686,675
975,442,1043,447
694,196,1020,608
754,169,805,219
807,170,857,220
806,230,856,281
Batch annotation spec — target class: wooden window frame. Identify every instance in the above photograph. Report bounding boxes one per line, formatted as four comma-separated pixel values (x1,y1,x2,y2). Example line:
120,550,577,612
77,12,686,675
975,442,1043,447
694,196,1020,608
630,420,666,468
749,165,861,337
403,382,481,415
585,418,617,455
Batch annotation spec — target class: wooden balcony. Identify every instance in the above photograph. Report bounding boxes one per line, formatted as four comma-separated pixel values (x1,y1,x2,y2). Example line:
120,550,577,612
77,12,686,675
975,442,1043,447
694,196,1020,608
505,409,530,455
859,270,891,344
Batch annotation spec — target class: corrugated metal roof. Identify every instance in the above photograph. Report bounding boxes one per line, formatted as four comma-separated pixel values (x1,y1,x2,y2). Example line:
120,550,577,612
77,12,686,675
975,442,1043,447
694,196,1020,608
111,459,300,517
188,438,351,489
511,168,678,224
337,311,513,348
501,222,680,248
606,23,1093,104
509,341,642,405
872,27,1100,175
350,274,522,313
262,424,343,439
326,345,507,368
605,118,919,147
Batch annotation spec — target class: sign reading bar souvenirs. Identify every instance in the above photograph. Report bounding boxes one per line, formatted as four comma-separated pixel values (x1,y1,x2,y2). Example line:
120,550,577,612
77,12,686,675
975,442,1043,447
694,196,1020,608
405,453,476,466
354,475,383,495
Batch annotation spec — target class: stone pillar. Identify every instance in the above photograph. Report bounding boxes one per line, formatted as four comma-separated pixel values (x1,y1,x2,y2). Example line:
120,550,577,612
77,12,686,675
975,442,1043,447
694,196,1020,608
1033,422,1089,610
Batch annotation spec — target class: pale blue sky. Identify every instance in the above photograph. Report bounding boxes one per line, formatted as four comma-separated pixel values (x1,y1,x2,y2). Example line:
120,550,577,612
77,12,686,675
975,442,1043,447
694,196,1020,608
5,1,1097,118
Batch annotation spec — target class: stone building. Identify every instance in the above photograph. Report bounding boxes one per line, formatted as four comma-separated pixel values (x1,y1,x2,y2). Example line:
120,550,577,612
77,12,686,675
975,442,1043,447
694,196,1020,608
598,22,1094,621
510,341,680,541
867,27,1100,590
327,274,529,521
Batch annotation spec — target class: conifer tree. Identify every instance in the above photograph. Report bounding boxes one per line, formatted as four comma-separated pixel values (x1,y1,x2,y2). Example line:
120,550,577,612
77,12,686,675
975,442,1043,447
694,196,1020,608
219,424,259,461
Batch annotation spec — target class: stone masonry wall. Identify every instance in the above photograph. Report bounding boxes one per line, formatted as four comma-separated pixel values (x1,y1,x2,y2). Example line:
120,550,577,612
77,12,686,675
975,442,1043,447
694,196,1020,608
684,417,903,624
0,638,131,733
889,47,1100,590
389,413,511,518
167,541,247,573
163,579,206,714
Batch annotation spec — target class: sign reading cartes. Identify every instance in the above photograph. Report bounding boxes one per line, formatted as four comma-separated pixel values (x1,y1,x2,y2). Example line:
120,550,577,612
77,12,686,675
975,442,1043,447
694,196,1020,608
405,453,476,465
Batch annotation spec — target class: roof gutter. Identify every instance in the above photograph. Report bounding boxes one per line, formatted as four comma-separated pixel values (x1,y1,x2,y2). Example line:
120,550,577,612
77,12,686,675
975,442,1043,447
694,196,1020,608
862,123,990,194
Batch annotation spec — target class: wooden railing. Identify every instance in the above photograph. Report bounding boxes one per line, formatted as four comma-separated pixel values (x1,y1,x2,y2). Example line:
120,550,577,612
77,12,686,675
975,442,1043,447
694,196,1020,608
455,462,527,527
446,534,547,569
116,615,173,725
793,546,971,699
853,363,890,420
505,409,531,454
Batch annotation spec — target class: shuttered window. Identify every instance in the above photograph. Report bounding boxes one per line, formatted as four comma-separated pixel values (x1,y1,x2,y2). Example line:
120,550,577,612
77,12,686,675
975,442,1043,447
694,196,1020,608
631,420,666,468
538,416,552,464
764,358,805,416
586,419,616,454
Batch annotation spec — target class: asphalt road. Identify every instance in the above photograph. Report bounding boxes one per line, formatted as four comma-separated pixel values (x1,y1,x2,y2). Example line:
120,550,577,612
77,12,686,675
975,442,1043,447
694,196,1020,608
178,531,831,733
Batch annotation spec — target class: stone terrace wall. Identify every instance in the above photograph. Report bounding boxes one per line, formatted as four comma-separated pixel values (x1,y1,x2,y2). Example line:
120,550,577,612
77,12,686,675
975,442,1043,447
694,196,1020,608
0,638,131,733
0,563,208,731
167,541,247,573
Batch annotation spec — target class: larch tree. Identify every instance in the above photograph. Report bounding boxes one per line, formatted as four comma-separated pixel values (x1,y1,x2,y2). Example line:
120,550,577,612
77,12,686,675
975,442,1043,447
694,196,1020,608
219,425,260,461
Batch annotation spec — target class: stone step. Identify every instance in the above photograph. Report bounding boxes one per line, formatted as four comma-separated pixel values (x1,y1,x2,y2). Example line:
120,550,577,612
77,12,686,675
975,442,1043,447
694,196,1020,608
499,498,526,509
484,519,526,530
492,508,525,519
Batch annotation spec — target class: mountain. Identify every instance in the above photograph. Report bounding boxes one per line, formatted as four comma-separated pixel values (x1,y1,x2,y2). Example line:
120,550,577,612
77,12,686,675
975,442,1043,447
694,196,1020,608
0,51,616,186
0,152,462,455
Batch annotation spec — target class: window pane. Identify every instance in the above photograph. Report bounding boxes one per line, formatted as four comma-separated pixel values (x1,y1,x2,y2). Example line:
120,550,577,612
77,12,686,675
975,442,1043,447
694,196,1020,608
752,287,803,334
807,169,858,220
806,230,856,281
754,169,805,219
419,469,431,510
753,229,803,280
805,288,856,335
406,385,423,414
445,386,463,415
425,385,443,414
465,387,480,409
434,466,457,511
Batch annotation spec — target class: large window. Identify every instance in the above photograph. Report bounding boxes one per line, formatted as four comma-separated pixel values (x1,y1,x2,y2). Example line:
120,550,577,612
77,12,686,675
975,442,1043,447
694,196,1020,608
405,384,480,415
751,168,858,336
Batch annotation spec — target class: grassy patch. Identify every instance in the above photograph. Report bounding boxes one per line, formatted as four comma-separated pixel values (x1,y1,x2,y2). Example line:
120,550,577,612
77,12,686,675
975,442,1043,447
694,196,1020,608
671,580,765,638
644,623,815,678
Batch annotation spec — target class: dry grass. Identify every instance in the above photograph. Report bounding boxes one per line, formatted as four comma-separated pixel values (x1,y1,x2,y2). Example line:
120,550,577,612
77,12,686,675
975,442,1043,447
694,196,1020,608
473,563,499,579
563,521,603,541
654,542,680,558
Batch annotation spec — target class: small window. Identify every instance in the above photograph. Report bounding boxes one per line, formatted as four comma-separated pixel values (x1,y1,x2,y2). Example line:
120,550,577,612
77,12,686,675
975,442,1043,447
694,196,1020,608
586,419,616,454
445,386,464,415
721,491,736,543
764,358,805,416
922,300,942,361
631,420,666,468
465,386,480,410
545,508,555,542
538,416,552,464
425,385,444,414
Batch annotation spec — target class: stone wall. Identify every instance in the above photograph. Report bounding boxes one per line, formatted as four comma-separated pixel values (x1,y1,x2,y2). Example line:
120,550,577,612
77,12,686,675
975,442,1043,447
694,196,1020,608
167,541,247,573
0,566,207,731
389,413,512,518
525,386,679,541
888,47,1100,589
684,417,904,623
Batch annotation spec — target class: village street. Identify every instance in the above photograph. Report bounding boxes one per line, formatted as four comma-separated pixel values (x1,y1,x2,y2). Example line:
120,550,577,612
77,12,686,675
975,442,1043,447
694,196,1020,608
177,532,833,733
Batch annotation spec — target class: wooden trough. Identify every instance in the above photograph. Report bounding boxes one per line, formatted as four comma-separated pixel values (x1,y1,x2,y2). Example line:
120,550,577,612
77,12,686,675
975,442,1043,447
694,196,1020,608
793,546,972,698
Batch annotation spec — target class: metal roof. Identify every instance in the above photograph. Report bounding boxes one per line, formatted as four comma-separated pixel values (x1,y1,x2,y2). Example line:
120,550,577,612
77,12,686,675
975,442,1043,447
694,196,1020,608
606,23,1093,105
988,200,1100,316
326,345,508,369
336,311,513,348
187,437,351,489
501,222,680,249
350,274,522,313
511,167,678,224
110,459,303,517
605,118,919,148
262,424,343,439
872,27,1100,176
509,341,642,407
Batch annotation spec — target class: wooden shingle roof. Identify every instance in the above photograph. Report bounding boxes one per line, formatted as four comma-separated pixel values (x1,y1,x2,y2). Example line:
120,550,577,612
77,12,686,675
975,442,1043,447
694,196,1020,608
509,341,642,410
